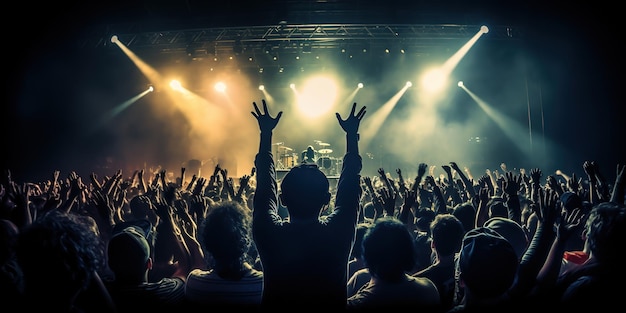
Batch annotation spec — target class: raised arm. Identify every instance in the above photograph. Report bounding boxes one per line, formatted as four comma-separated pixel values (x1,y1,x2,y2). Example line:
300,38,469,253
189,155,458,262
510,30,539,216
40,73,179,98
336,103,365,154
450,161,476,199
333,103,366,212
251,99,283,228
610,163,625,204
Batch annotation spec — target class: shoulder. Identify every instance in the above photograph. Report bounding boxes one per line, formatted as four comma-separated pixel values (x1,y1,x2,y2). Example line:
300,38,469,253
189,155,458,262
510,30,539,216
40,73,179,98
154,277,186,291
406,275,439,298
408,275,437,287
243,268,264,280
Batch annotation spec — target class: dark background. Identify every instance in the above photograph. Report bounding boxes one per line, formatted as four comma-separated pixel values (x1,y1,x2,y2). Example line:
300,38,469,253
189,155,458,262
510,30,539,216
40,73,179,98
3,1,623,182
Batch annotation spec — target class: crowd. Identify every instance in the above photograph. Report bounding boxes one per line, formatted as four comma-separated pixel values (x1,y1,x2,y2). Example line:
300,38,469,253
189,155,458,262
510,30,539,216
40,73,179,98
1,99,624,312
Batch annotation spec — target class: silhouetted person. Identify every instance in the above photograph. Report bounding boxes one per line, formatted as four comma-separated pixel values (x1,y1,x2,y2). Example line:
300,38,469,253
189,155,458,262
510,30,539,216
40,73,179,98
251,99,366,309
185,200,263,308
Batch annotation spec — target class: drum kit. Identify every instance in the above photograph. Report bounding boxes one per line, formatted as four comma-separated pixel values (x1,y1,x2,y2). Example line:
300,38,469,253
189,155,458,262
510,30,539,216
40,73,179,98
274,143,297,169
314,141,342,176
274,141,341,176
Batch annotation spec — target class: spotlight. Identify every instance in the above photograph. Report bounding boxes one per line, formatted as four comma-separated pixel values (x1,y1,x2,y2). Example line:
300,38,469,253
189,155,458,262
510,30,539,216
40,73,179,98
259,85,265,91
457,81,464,87
148,85,154,92
357,83,364,89
405,81,413,87
110,35,118,43
480,25,489,34
214,82,226,93
289,83,295,89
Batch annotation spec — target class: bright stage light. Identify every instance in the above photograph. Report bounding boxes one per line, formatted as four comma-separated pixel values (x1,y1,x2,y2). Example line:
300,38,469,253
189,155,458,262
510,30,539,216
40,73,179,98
358,83,364,89
481,25,489,34
259,85,265,91
420,67,448,93
405,81,413,88
458,81,464,87
110,35,118,43
297,75,338,118
214,82,226,93
169,80,183,91
289,83,296,89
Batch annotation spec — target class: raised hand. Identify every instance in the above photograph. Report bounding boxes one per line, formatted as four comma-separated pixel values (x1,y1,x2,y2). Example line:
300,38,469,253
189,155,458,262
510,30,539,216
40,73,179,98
566,172,582,194
535,187,559,227
417,163,428,178
583,161,596,179
556,207,584,241
336,102,366,135
235,175,251,203
251,99,282,133
503,171,521,196
377,168,386,178
378,186,397,217
546,175,563,195
529,168,542,185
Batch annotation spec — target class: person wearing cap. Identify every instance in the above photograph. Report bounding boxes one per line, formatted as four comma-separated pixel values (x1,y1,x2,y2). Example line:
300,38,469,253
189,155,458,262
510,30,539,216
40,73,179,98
251,100,365,309
449,227,519,312
483,216,529,261
106,214,194,312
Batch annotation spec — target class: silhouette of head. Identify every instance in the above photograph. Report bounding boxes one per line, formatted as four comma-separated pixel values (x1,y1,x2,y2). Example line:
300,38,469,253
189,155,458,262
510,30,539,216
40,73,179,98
456,226,518,299
279,163,331,219
430,214,465,257
108,225,151,284
16,211,103,307
362,217,416,282
201,200,252,264
584,202,626,265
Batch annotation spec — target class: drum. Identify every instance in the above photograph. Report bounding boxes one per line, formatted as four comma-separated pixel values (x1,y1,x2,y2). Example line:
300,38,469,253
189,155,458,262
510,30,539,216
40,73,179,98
280,154,296,168
317,156,334,170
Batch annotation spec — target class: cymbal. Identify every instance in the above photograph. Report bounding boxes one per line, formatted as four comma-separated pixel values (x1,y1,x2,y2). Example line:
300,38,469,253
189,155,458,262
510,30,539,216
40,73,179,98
318,142,330,146
318,149,333,154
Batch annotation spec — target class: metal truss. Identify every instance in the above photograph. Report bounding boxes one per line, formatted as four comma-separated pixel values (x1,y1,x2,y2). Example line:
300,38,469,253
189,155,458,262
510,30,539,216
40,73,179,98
82,23,521,57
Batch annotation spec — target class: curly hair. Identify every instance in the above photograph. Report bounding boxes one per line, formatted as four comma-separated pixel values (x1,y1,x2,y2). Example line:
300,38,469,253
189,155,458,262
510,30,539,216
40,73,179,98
200,200,253,264
16,210,103,296
585,202,626,265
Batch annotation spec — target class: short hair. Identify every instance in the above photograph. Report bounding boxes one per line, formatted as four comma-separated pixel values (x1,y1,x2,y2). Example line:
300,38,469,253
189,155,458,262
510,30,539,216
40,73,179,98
200,200,252,263
430,214,464,257
280,163,330,216
452,202,476,234
362,217,416,281
584,202,626,265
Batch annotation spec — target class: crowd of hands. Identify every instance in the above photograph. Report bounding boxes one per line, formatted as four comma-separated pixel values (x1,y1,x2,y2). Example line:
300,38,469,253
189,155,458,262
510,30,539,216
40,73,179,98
1,151,624,287
2,156,623,241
